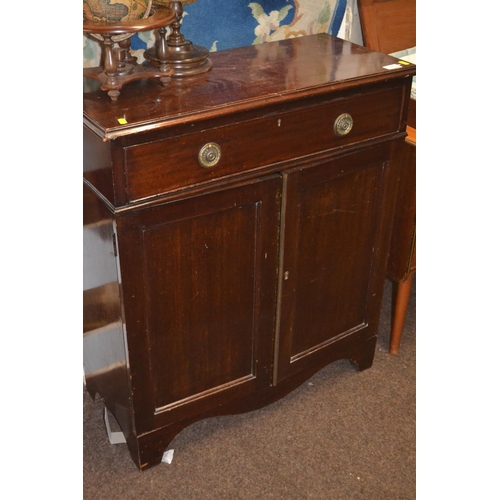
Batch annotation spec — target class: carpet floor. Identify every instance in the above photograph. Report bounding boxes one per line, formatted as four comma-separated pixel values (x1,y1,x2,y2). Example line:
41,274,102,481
84,277,416,499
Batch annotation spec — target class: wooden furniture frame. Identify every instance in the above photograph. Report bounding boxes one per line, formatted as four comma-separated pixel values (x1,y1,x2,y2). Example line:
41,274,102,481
83,34,415,469
83,5,177,101
357,0,416,55
358,0,416,354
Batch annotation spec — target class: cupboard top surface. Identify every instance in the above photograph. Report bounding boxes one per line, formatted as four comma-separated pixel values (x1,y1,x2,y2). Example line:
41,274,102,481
83,34,415,140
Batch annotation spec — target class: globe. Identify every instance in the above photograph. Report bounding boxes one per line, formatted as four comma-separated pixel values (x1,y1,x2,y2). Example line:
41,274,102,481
83,0,152,23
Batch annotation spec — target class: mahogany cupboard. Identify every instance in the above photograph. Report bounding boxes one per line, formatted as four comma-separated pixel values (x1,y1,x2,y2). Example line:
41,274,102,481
83,34,415,470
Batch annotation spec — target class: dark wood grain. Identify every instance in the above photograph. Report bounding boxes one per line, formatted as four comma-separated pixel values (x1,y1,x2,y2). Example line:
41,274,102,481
387,138,416,282
123,86,403,202
276,143,399,382
83,34,415,470
357,0,416,55
357,1,416,354
83,34,415,139
116,177,281,435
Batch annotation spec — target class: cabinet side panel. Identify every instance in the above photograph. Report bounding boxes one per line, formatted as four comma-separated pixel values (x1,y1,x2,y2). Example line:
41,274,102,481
83,184,135,447
386,139,416,281
83,126,114,204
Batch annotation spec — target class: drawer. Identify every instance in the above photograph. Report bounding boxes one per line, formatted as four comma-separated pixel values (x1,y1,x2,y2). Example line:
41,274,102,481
123,86,403,201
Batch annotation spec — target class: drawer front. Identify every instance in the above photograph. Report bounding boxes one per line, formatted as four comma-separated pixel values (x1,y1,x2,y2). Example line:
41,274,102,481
124,87,403,201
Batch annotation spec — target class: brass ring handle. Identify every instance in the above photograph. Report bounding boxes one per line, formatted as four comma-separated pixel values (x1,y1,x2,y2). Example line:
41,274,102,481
333,113,354,137
198,142,222,168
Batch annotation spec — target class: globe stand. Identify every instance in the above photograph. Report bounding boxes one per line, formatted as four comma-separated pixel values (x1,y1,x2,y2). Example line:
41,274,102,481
117,38,138,65
83,5,176,101
144,1,212,77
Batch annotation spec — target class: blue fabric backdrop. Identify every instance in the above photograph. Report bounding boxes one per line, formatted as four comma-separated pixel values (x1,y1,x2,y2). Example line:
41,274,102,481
84,1,348,67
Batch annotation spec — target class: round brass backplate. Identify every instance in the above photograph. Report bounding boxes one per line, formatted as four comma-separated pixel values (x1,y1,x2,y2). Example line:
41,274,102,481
334,113,354,137
198,142,222,168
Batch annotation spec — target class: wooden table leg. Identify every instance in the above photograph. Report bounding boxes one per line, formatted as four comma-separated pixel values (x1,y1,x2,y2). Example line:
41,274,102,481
390,273,414,354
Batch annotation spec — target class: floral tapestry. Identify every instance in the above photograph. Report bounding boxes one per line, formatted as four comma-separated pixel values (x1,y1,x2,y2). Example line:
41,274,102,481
83,0,351,68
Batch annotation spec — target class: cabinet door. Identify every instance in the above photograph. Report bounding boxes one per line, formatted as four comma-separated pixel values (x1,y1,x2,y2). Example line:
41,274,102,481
117,177,281,434
275,144,397,383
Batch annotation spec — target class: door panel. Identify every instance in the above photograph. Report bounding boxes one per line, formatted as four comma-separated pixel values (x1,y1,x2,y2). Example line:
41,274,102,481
145,204,259,409
276,145,391,382
118,178,281,433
